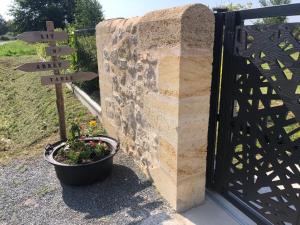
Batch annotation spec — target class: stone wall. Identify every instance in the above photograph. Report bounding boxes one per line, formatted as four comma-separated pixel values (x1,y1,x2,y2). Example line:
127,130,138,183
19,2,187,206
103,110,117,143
96,4,214,211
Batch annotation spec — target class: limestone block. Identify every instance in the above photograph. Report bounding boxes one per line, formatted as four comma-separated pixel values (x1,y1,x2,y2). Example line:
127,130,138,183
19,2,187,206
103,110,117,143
143,93,179,118
177,150,207,177
177,174,206,211
158,56,180,96
179,56,212,98
149,166,178,209
181,5,215,51
138,5,192,50
179,96,210,117
143,106,178,147
158,138,177,181
178,117,209,149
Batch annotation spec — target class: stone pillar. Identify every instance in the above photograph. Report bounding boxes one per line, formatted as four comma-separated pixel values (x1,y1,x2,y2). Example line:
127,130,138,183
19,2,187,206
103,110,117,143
96,4,214,212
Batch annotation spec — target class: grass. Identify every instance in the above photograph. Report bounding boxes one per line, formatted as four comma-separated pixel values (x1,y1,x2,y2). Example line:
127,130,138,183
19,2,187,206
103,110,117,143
0,55,102,165
0,40,38,57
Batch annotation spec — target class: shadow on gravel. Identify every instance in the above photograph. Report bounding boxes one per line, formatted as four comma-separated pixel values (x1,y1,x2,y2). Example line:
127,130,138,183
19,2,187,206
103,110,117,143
61,164,165,219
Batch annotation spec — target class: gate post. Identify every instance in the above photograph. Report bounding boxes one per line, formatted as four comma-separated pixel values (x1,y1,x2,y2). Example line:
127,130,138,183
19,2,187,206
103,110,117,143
96,4,214,212
176,7,215,211
206,8,227,189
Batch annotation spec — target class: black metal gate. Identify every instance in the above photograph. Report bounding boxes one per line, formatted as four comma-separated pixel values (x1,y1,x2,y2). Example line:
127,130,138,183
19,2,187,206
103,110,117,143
207,4,300,225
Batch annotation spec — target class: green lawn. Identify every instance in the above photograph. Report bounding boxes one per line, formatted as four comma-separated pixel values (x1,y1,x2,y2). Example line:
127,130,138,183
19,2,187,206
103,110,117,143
0,55,102,164
0,40,38,57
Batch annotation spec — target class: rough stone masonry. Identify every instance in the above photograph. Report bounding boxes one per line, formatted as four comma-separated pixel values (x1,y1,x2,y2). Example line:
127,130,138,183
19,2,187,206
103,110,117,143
96,4,214,211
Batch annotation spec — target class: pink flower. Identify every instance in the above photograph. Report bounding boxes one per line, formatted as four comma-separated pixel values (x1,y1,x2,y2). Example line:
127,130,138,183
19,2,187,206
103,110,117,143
88,141,96,147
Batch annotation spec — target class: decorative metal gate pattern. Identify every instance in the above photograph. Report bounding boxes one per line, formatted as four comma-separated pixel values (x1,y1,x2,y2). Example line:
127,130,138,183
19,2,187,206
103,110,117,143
207,5,300,225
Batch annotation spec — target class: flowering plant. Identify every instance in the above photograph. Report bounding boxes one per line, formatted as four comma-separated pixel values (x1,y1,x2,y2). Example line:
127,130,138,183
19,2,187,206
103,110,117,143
54,120,109,164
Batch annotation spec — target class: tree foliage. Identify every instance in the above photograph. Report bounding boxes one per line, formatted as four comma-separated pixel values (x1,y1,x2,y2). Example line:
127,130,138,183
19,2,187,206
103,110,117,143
226,2,253,11
9,0,76,33
258,0,291,24
0,15,8,35
74,0,104,29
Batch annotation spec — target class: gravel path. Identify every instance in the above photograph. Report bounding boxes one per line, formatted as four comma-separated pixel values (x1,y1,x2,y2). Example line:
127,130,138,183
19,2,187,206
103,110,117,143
0,150,174,225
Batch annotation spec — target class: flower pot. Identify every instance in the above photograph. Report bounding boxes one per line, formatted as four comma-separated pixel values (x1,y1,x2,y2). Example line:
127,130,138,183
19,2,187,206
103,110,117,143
44,136,119,186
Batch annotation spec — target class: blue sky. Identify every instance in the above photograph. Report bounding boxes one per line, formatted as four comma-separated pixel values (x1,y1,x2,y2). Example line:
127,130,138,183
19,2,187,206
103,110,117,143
98,0,260,19
1,0,300,20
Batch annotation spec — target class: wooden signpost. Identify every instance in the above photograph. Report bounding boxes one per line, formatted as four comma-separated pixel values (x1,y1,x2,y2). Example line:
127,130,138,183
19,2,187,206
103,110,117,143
17,21,98,141
16,60,70,72
46,46,75,56
41,72,98,85
17,31,68,43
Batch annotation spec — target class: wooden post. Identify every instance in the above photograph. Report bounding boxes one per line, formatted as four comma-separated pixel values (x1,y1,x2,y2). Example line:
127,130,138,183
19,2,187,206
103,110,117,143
46,21,67,140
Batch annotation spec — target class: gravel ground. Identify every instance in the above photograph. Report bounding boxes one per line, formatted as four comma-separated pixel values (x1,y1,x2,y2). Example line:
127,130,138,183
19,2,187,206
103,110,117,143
0,150,174,225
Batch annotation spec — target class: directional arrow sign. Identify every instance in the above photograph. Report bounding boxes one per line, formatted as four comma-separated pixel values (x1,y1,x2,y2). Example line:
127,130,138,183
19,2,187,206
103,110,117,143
17,31,68,43
41,72,98,86
46,46,75,56
17,60,70,72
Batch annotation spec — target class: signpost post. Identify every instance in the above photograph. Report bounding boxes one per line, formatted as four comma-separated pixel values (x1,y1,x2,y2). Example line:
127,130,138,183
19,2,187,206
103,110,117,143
46,21,67,141
17,21,98,141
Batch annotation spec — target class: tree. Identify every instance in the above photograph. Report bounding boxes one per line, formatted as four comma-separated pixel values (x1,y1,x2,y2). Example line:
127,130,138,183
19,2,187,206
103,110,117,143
74,0,104,29
5,20,15,33
0,15,8,35
258,0,291,24
9,0,76,33
226,2,253,11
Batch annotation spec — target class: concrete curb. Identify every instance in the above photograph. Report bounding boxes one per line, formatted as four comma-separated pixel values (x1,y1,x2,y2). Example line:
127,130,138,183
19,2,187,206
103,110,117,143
66,83,101,117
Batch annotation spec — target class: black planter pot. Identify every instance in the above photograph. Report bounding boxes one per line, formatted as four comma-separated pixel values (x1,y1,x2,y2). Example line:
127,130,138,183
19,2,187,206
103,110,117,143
44,136,119,186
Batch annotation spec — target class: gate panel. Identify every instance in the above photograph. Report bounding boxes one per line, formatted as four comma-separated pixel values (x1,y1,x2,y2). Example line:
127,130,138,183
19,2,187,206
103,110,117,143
209,5,300,225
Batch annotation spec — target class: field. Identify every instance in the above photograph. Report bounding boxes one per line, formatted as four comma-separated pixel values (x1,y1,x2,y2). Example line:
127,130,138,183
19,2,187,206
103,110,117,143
0,40,38,57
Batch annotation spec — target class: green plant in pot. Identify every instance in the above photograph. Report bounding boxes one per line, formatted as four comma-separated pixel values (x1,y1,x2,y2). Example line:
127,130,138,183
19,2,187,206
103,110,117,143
54,120,110,165
45,120,119,185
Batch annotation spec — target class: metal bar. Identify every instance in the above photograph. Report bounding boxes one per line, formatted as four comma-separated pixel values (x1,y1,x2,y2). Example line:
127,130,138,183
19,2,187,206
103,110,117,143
297,211,300,225
74,28,95,35
235,3,300,20
214,12,240,191
225,192,274,225
206,11,225,188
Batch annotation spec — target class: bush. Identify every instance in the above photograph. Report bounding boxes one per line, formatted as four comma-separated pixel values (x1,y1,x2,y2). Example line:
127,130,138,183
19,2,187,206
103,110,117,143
75,33,97,72
0,36,10,41
67,25,78,71
0,15,8,35
67,26,99,101
75,32,99,101
35,43,48,59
